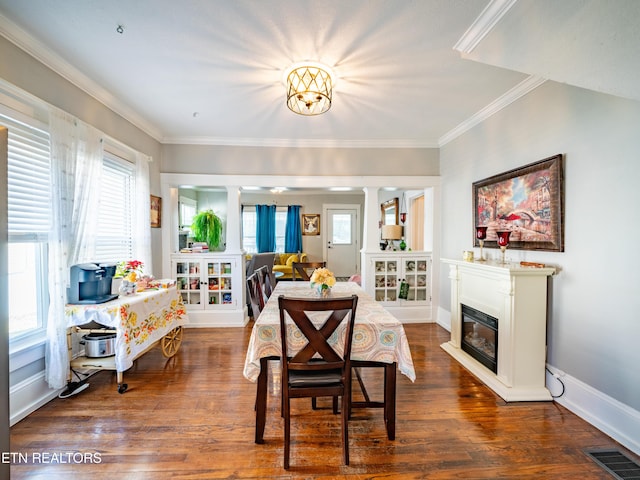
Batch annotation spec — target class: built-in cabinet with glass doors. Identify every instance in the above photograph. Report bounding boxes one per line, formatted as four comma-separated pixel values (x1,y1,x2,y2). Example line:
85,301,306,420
363,251,432,322
171,253,246,326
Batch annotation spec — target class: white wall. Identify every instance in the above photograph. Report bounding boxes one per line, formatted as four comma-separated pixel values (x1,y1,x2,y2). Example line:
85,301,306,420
440,80,640,451
161,144,439,176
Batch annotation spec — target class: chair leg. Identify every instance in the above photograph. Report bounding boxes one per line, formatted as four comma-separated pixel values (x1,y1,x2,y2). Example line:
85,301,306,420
284,396,290,470
341,388,350,465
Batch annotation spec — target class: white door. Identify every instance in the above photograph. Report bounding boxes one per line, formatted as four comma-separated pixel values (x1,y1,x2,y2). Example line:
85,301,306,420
325,207,359,277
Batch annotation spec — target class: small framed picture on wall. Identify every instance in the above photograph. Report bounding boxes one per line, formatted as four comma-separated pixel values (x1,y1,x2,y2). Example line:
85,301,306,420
150,195,162,228
302,214,320,235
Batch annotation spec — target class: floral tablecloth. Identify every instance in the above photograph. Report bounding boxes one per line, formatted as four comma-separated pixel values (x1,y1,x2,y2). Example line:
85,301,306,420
243,282,416,382
65,286,188,372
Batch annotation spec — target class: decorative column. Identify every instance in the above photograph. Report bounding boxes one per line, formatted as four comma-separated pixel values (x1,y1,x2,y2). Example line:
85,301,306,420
225,186,242,254
362,186,381,252
361,186,381,291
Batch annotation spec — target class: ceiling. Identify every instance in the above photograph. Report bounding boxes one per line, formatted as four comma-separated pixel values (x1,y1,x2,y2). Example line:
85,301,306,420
0,0,638,149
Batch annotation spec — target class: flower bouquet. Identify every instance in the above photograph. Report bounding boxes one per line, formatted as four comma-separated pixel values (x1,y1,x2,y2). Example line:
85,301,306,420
310,267,336,298
116,260,144,278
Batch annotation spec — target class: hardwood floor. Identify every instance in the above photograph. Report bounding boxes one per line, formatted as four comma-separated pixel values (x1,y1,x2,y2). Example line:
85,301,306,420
9,323,634,479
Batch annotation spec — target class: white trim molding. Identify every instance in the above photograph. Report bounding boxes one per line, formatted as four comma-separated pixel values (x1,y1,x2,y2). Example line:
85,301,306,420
439,75,546,146
545,364,640,456
453,0,519,54
0,12,163,141
10,372,60,426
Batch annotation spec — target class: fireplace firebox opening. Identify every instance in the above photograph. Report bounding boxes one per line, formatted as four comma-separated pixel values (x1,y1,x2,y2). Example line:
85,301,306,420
461,304,498,373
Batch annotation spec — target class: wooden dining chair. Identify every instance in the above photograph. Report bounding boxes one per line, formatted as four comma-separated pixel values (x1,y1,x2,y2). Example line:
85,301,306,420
291,261,326,281
247,272,265,320
278,294,358,469
256,265,274,300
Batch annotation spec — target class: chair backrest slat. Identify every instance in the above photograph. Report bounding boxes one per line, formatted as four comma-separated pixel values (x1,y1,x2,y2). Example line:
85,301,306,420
278,295,358,373
247,272,265,318
291,261,326,281
256,265,274,299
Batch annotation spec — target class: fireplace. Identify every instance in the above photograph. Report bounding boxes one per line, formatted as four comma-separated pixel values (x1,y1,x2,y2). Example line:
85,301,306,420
441,258,555,401
461,304,498,373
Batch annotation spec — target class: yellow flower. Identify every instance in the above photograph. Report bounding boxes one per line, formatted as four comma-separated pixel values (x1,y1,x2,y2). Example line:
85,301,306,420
126,271,137,282
310,267,336,287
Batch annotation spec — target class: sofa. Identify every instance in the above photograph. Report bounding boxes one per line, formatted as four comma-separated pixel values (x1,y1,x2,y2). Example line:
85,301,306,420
272,252,308,280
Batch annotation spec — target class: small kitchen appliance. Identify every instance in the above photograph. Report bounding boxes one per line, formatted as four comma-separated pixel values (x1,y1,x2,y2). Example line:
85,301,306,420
67,263,118,304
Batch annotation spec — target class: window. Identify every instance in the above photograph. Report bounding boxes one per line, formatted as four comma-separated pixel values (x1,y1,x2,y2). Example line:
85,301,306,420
93,151,135,263
2,112,51,339
331,213,352,245
179,196,197,231
275,209,287,252
242,208,257,253
241,206,287,253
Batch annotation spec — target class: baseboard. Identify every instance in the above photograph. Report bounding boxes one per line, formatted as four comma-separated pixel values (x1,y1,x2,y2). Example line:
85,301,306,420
9,371,60,426
384,305,434,323
545,365,640,456
184,309,249,327
437,305,639,456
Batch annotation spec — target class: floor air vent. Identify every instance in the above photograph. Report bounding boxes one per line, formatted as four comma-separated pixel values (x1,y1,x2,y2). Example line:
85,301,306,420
586,449,640,479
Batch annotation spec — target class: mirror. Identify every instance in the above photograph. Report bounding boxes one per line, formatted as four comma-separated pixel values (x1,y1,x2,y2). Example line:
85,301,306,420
381,197,399,225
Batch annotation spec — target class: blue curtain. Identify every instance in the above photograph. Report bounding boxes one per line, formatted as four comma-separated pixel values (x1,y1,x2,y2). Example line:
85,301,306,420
256,204,276,252
285,205,302,253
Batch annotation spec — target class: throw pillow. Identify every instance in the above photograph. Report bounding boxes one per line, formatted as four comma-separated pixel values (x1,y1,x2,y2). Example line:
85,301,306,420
285,254,299,267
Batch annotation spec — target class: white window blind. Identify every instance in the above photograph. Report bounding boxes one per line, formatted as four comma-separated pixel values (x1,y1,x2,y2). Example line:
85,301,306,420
94,152,135,262
1,111,51,338
1,113,51,239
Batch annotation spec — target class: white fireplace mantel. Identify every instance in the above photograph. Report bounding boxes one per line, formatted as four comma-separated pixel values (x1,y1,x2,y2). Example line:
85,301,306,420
441,258,556,401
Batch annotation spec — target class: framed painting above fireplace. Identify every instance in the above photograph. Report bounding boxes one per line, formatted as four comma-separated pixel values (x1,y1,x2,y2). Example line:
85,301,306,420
473,154,564,252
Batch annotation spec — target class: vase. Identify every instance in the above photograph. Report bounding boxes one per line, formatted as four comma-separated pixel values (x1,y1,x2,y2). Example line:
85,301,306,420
316,285,331,298
119,280,137,296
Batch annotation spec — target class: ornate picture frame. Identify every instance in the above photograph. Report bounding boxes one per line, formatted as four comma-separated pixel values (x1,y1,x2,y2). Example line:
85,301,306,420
473,154,564,252
302,213,320,235
150,195,162,228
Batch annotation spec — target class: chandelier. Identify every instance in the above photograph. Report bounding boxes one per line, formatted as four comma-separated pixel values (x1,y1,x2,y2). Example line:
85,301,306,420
285,63,333,115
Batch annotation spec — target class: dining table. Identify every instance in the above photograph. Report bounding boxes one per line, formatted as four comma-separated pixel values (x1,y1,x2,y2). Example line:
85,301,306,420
243,281,416,443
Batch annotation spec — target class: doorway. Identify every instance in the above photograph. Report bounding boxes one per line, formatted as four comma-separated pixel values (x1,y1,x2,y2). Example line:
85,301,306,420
323,205,360,277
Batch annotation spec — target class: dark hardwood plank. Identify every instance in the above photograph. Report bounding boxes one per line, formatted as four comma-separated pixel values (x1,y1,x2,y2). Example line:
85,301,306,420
9,323,633,478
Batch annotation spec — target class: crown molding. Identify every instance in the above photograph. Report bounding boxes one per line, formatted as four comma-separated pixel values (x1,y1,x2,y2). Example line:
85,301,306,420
161,136,440,149
453,0,519,54
438,75,547,146
0,13,163,141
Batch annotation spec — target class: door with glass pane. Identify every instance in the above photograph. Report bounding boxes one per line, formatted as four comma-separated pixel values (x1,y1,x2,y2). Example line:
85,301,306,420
325,206,359,277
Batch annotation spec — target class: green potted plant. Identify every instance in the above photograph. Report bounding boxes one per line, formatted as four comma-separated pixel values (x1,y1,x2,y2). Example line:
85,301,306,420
191,209,223,249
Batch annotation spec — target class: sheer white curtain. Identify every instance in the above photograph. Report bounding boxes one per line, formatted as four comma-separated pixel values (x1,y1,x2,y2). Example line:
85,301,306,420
45,108,103,389
133,151,152,274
